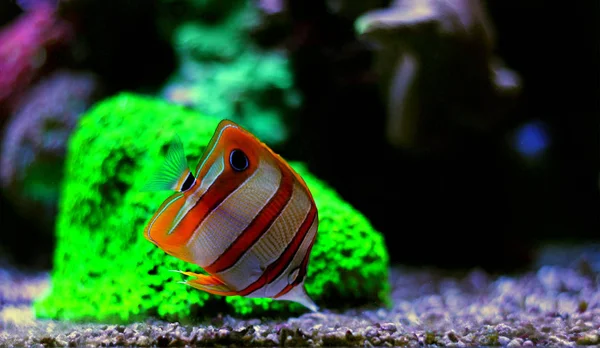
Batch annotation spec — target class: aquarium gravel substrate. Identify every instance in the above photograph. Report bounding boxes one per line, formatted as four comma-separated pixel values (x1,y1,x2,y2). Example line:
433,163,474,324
1,245,600,347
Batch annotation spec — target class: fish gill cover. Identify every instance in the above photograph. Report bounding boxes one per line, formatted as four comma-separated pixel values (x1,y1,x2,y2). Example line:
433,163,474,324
33,93,390,322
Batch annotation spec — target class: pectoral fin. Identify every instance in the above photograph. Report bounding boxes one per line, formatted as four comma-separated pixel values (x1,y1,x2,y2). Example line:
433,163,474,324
171,270,237,296
142,135,195,192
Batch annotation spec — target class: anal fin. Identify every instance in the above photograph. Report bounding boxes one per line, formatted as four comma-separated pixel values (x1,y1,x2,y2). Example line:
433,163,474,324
172,270,237,296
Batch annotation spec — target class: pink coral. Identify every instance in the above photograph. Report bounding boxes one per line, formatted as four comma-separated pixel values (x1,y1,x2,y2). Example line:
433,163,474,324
0,2,73,113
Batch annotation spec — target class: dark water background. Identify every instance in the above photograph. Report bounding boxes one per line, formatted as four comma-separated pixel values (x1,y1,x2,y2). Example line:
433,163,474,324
0,0,598,273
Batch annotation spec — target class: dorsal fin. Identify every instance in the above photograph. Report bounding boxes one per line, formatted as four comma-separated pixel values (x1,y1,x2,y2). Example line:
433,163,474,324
141,135,192,192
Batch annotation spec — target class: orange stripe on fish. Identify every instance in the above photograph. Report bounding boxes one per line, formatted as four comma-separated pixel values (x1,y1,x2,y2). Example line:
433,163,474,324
175,271,235,296
203,162,295,274
145,136,258,251
142,119,320,312
236,204,317,297
170,161,257,244
274,230,316,298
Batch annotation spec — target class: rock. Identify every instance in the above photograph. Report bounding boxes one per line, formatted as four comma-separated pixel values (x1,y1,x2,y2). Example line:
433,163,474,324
354,0,521,151
507,338,521,347
0,69,102,237
32,93,390,322
577,333,600,345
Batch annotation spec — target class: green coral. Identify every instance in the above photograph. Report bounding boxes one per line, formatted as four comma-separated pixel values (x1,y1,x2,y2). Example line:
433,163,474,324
157,0,299,146
33,93,390,323
156,0,250,41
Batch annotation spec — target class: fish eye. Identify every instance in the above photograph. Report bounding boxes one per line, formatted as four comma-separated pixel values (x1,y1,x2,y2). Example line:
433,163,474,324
229,149,249,172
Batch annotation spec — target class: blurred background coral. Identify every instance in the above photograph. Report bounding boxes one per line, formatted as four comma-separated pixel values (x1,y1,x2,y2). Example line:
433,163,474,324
0,0,598,273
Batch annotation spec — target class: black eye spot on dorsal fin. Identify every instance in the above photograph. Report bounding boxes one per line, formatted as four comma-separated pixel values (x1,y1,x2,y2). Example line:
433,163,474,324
229,149,249,172
180,172,195,191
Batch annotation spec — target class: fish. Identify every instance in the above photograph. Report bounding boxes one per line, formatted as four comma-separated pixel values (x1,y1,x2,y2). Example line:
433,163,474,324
142,119,320,312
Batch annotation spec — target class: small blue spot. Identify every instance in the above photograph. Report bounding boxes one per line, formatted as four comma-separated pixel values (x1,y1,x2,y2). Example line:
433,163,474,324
513,121,549,158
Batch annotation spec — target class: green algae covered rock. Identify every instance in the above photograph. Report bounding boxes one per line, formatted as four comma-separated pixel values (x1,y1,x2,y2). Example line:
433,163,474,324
33,93,390,323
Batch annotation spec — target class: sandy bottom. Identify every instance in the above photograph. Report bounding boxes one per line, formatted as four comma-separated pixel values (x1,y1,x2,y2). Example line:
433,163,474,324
1,243,600,347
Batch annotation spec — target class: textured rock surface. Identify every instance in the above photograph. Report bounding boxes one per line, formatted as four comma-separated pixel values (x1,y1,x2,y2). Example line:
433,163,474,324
2,245,600,346
355,0,521,151
0,69,102,231
32,93,390,321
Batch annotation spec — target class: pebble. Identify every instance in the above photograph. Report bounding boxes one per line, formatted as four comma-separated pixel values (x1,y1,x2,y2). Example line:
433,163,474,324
495,323,516,336
577,333,600,345
380,322,397,332
442,331,455,342
507,338,521,347
498,336,510,345
136,335,151,346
